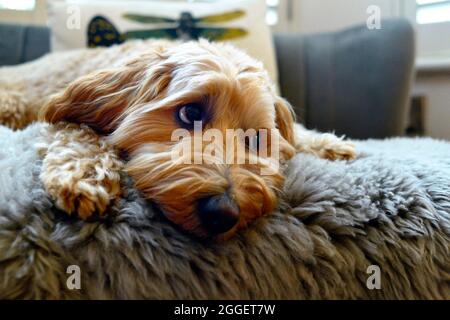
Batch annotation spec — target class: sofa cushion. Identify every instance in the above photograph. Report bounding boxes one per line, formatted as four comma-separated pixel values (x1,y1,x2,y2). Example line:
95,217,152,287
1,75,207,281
48,0,278,83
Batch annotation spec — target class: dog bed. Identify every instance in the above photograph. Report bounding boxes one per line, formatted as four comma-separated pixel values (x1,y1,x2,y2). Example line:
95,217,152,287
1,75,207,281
0,123,449,299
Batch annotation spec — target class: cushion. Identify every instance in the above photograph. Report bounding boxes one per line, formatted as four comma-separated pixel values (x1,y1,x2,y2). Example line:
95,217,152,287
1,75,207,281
48,0,278,83
0,123,449,299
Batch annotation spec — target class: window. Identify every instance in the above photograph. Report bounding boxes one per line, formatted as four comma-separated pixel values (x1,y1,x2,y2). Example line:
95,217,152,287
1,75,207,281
416,0,450,24
401,0,450,56
0,0,35,11
266,0,279,26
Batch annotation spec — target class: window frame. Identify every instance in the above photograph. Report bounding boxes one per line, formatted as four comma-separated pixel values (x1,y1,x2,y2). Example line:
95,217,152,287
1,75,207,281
415,0,450,24
0,0,36,11
401,0,450,56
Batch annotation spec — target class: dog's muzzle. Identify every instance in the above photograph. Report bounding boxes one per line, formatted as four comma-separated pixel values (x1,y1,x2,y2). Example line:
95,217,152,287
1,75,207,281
197,194,240,235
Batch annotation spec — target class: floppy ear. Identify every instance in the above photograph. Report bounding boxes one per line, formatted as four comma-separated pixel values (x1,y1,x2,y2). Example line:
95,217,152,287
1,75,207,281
274,97,296,146
39,53,172,134
39,63,144,134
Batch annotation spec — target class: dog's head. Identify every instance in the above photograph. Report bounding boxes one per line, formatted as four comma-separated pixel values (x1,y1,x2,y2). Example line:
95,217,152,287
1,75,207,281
40,39,296,239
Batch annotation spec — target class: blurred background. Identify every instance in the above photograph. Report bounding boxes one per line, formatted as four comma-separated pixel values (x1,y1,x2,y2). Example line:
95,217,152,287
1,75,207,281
0,0,449,140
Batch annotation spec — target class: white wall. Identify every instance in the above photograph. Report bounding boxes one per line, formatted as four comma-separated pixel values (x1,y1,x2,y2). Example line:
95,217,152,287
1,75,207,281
275,0,401,33
413,74,450,140
0,0,47,25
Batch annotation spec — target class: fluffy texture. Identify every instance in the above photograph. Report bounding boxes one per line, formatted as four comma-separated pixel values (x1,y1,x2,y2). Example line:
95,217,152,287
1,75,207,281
0,123,448,299
0,41,172,129
35,38,300,239
1,39,355,239
37,124,123,219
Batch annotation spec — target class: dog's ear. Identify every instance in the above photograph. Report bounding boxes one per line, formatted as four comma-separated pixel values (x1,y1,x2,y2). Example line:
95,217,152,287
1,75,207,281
39,54,171,134
274,97,296,145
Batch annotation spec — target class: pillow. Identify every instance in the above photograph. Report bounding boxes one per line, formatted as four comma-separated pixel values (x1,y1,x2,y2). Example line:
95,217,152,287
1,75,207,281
48,0,278,83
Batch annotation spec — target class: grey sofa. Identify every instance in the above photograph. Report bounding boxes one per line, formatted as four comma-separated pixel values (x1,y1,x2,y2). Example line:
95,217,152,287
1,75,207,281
0,19,415,139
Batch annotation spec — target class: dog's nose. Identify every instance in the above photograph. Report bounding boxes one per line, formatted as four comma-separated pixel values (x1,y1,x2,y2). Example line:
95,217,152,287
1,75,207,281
197,194,240,235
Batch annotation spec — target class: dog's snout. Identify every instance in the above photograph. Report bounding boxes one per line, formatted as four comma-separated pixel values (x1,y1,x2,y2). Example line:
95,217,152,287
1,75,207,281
197,194,240,235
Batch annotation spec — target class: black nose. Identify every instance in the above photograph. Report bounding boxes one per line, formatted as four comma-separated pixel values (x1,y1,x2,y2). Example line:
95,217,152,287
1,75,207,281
197,194,240,235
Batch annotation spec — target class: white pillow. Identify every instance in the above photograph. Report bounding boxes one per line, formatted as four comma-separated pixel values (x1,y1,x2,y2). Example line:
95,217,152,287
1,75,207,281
48,0,278,83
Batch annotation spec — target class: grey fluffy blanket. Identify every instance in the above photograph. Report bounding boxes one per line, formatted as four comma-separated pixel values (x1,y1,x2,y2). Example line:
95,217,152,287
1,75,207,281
0,123,449,299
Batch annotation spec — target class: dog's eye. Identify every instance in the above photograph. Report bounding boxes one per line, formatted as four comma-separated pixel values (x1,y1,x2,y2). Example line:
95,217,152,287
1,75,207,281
177,104,204,127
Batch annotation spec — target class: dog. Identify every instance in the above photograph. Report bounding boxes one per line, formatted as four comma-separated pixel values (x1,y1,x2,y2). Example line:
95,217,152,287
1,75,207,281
0,39,356,239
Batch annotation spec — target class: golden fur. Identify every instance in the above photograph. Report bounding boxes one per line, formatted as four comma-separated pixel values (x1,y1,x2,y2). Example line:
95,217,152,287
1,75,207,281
0,39,355,239
36,123,123,219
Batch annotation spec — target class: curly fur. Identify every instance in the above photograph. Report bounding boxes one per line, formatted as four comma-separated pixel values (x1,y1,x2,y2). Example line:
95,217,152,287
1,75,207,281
0,91,32,129
0,124,448,299
0,39,355,239
36,124,123,219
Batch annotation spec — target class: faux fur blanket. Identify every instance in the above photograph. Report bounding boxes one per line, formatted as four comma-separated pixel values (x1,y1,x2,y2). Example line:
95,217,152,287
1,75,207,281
0,123,449,299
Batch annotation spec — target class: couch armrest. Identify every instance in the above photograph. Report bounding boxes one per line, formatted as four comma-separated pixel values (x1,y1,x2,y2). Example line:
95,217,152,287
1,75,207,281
274,34,308,122
274,19,415,139
0,23,50,66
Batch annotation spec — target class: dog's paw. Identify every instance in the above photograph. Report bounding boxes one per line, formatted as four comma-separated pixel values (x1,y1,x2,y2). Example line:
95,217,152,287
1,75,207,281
46,176,120,219
322,139,357,161
296,132,357,161
0,91,33,130
39,124,123,219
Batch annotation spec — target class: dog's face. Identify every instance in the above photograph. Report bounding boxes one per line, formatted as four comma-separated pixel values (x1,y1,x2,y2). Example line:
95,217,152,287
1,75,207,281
41,40,296,239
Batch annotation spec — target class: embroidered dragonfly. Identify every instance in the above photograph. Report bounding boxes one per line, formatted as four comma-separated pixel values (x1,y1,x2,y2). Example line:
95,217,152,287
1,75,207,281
88,10,248,48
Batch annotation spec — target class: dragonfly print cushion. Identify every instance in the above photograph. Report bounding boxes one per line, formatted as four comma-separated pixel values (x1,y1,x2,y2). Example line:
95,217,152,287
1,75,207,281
47,0,278,83
87,11,249,46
